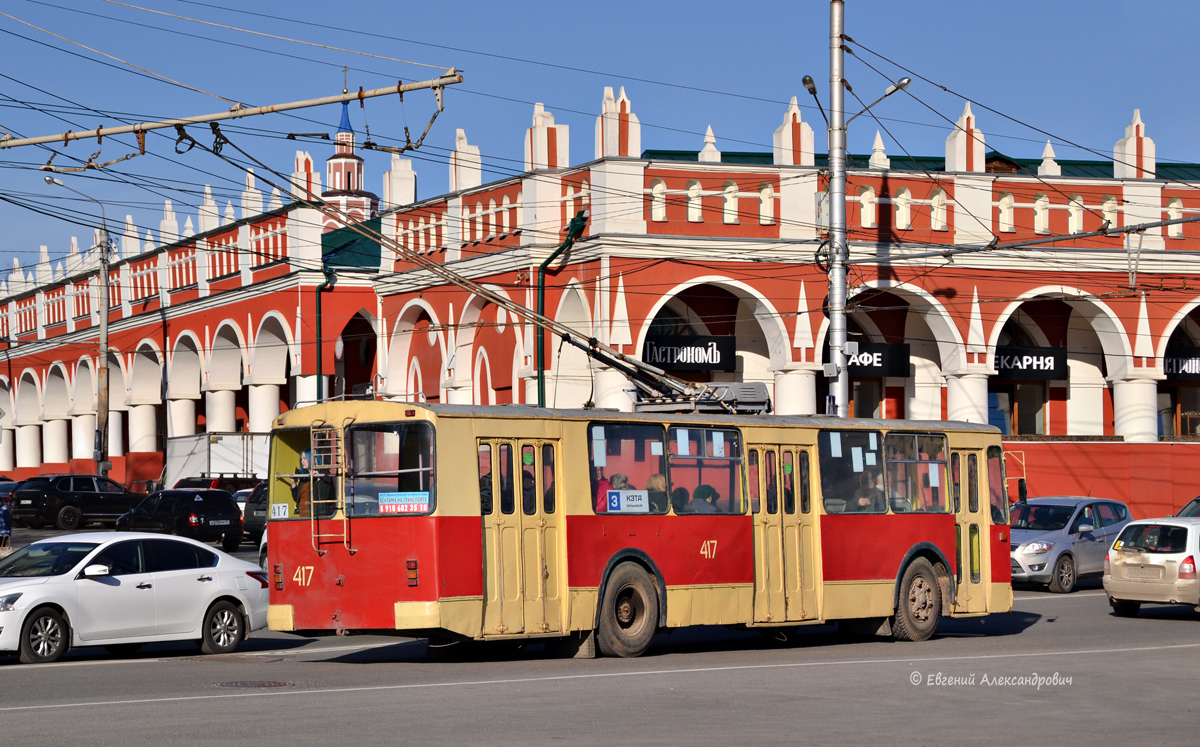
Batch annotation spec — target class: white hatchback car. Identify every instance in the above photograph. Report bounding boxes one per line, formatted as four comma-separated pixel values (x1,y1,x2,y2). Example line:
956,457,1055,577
0,532,268,664
1103,517,1200,617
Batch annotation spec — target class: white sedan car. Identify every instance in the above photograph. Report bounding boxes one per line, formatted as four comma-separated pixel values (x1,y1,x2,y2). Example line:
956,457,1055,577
0,532,268,664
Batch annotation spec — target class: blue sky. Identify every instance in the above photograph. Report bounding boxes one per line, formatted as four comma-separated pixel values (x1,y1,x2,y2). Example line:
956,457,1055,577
1,0,1196,277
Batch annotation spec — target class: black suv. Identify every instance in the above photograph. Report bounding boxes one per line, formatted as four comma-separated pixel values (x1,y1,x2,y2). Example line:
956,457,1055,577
242,483,269,545
174,474,262,494
116,489,244,551
11,475,140,530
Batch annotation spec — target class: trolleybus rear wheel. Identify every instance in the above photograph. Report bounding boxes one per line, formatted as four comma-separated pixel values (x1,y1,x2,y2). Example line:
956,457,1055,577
892,558,940,642
597,563,658,658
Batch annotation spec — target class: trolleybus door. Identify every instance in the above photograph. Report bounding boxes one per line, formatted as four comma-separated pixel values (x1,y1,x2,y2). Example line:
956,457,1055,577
950,449,988,614
479,439,562,636
750,447,817,623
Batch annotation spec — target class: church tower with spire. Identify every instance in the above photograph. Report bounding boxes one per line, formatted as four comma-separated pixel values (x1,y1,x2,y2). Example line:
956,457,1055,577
321,102,380,232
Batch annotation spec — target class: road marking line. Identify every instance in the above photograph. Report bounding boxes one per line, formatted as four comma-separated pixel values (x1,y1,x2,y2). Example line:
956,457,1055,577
3,641,1199,713
1013,591,1107,601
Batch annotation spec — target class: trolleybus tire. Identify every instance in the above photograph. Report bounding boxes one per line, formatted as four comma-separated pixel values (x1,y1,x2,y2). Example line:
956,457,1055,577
596,563,658,658
19,607,69,664
892,558,940,642
200,600,245,655
1110,599,1140,617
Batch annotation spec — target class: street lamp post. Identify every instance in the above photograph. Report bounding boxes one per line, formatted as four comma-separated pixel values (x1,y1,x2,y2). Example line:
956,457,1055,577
45,176,111,476
807,1,909,417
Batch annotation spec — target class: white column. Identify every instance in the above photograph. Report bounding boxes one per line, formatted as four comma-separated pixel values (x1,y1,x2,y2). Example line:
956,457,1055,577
168,399,196,437
773,369,818,415
128,404,157,453
946,372,989,424
0,428,14,471
16,424,41,468
41,419,69,464
909,381,944,421
294,375,319,408
1113,376,1159,443
594,367,634,412
248,384,280,433
445,384,473,405
205,389,237,432
71,414,96,460
108,410,125,457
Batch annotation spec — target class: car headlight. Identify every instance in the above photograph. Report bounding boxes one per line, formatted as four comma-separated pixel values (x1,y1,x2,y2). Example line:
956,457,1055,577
0,593,22,612
1022,541,1055,555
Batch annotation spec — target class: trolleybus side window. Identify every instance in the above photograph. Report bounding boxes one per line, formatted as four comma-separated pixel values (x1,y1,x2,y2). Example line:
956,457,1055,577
478,444,493,515
799,451,811,514
667,427,744,515
747,451,761,513
589,423,667,515
884,433,949,514
951,453,961,513
967,454,980,513
819,429,884,514
498,443,515,515
542,444,556,514
782,451,796,514
269,427,316,520
764,451,778,515
346,421,436,516
986,446,1008,524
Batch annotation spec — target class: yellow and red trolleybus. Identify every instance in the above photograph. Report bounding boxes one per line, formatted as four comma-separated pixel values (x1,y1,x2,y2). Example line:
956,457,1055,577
265,401,1012,657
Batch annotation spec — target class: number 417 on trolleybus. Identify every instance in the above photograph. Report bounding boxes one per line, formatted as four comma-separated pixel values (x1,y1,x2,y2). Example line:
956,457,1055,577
264,401,1012,657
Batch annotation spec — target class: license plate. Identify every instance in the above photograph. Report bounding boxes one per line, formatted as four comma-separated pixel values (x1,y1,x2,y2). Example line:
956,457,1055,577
210,519,230,526
253,510,266,517
1127,566,1163,580
19,500,31,504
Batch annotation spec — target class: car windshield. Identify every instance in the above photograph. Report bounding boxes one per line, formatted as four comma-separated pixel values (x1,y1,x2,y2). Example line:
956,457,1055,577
1178,499,1200,518
0,542,99,577
1011,503,1075,531
1115,524,1190,553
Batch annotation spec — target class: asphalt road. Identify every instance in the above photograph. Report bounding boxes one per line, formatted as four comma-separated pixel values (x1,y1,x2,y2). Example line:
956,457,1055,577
3,525,1199,744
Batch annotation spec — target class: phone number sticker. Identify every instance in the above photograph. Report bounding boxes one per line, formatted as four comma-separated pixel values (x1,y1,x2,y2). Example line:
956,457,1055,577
379,491,430,514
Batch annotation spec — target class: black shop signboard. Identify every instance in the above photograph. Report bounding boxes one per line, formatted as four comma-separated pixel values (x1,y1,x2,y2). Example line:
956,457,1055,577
845,343,910,377
1164,347,1200,380
993,345,1068,380
642,335,737,372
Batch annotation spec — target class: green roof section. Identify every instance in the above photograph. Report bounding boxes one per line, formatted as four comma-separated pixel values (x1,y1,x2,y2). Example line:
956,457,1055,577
641,148,1200,181
321,216,381,270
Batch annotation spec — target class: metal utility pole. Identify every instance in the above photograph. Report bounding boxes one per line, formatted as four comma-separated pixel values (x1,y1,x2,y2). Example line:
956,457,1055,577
827,0,850,417
45,176,110,476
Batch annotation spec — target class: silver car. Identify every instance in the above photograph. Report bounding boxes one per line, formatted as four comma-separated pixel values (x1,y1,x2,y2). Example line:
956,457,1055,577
1010,497,1132,593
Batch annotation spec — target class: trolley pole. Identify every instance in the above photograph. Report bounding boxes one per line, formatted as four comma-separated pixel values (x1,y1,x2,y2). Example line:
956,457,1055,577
827,0,849,417
45,176,110,476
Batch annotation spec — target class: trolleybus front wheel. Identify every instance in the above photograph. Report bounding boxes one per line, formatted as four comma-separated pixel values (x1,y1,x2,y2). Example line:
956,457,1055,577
891,558,940,642
597,563,658,658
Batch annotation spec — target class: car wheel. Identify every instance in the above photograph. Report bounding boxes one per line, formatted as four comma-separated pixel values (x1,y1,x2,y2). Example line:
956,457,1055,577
1048,554,1076,593
221,531,241,552
892,558,941,642
56,505,82,531
104,643,143,657
19,607,69,664
1110,599,1141,617
596,563,658,658
201,601,245,655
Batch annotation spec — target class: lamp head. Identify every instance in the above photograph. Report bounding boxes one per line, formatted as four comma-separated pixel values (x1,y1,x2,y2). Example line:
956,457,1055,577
802,75,818,96
885,77,911,96
44,176,64,187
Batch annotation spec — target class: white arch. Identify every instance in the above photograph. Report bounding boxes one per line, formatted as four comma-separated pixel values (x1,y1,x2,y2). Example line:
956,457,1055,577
43,363,72,420
251,311,295,384
474,348,495,405
15,369,42,424
129,340,164,405
634,276,793,370
387,298,445,398
988,286,1134,380
208,321,247,390
1155,295,1200,363
72,358,95,413
815,280,965,372
168,333,204,400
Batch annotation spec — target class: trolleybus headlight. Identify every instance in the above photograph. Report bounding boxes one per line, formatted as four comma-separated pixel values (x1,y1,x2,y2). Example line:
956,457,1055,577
1022,541,1054,555
406,559,418,587
273,563,284,590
